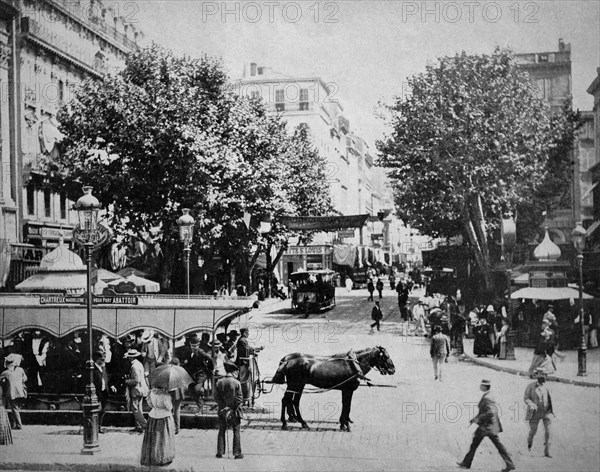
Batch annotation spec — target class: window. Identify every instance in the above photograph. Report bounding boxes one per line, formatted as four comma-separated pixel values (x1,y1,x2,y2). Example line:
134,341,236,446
257,67,264,75
299,88,309,111
275,89,285,111
60,192,67,219
58,80,64,103
250,90,260,100
44,189,51,218
27,182,35,215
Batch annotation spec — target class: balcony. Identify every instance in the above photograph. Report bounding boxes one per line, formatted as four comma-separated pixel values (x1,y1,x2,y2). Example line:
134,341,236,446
46,0,139,52
21,17,107,78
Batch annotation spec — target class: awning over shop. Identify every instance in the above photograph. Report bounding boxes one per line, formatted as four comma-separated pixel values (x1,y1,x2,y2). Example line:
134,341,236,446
0,294,255,340
510,286,594,300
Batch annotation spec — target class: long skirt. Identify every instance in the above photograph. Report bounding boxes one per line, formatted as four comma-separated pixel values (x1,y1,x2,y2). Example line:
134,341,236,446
0,405,13,445
528,354,556,377
140,416,175,466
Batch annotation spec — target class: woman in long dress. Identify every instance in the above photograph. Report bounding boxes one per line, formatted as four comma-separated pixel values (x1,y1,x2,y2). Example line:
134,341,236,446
473,318,494,357
140,387,175,466
495,318,509,359
0,380,13,445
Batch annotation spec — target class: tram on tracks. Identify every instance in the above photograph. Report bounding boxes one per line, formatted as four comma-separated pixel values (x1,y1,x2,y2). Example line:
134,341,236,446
0,293,262,415
289,269,337,315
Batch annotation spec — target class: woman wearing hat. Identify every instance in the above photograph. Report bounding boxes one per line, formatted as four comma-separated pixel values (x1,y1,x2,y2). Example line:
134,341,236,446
0,356,27,430
140,386,175,466
528,320,556,377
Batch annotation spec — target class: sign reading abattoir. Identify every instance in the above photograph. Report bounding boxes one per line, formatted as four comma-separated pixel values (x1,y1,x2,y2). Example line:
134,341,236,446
39,295,138,305
282,214,369,231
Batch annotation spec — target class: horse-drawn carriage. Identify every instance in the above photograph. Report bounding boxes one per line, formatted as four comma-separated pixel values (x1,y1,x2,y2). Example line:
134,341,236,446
289,269,337,315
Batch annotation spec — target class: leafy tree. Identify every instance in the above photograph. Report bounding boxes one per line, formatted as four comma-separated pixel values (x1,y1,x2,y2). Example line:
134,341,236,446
44,45,332,292
377,49,576,290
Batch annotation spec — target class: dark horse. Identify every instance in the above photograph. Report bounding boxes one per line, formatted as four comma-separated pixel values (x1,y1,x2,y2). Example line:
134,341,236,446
271,346,395,431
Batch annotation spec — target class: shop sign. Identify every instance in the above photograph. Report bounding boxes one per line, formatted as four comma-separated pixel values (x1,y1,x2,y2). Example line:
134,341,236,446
27,225,73,241
338,230,355,238
39,295,138,305
285,246,326,256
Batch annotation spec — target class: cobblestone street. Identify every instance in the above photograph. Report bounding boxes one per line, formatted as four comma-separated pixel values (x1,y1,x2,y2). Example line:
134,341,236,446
3,288,599,471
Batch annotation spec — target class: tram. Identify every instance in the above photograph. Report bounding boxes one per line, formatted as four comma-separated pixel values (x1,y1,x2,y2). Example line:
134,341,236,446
289,269,337,315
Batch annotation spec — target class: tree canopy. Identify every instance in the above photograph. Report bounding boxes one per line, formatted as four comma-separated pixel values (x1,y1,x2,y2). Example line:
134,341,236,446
45,44,332,291
377,49,578,289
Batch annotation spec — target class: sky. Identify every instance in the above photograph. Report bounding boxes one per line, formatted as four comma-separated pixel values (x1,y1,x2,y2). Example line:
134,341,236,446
130,0,600,146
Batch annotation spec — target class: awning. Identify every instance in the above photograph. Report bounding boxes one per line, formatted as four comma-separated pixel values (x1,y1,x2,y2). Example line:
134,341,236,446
108,274,160,293
510,286,594,300
333,245,356,267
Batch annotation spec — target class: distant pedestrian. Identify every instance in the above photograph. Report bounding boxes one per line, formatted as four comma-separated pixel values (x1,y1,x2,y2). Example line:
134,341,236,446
389,273,396,291
429,326,450,381
494,318,509,359
140,387,175,467
370,301,383,333
0,377,12,445
473,317,494,357
0,356,27,430
93,350,115,434
367,279,375,301
457,379,515,471
524,369,554,458
124,349,148,433
345,277,353,292
376,278,384,299
528,320,556,377
215,361,244,459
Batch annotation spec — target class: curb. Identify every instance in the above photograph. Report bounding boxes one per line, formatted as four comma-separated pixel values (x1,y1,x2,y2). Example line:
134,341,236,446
0,463,150,472
463,353,600,388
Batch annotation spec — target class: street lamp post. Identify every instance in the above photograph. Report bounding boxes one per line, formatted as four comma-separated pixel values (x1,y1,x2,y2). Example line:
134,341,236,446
572,221,587,377
73,186,102,454
177,209,195,297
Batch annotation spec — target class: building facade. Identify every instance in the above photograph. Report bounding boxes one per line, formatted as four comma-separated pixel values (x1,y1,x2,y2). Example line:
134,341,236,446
237,64,402,282
0,0,142,289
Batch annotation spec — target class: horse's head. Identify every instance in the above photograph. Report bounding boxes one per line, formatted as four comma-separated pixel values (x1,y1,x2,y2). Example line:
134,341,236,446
372,346,395,375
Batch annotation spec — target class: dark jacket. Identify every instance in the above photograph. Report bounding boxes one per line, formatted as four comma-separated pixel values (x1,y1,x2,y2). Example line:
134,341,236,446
371,305,383,321
214,375,243,420
430,333,450,359
376,280,384,291
472,391,503,435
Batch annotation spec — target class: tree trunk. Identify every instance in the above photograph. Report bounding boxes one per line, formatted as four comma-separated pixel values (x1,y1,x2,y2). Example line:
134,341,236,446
461,195,494,292
160,243,177,292
264,243,272,298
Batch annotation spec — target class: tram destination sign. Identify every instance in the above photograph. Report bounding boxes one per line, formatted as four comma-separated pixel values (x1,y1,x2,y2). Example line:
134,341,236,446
39,295,138,305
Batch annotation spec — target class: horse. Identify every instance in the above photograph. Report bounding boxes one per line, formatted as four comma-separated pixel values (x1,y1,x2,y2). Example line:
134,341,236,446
271,346,395,431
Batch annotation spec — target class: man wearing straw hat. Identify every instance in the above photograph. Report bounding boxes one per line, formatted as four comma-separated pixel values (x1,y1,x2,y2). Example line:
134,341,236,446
215,360,243,459
457,379,515,471
124,349,148,432
524,369,554,458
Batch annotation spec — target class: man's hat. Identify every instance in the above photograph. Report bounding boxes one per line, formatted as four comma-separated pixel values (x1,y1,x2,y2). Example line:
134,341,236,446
211,340,223,349
124,349,142,358
189,334,201,347
486,305,495,312
228,330,239,338
535,368,547,377
224,360,238,373
141,330,154,343
480,379,491,387
546,314,556,322
240,328,249,335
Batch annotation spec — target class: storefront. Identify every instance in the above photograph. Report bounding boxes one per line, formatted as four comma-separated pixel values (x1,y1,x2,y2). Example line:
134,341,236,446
278,245,333,284
24,222,74,248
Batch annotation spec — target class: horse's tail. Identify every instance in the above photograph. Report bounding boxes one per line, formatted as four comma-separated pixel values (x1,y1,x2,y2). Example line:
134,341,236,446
271,360,287,384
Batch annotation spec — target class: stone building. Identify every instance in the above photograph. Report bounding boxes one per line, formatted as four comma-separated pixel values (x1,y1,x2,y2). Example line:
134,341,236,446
0,0,143,289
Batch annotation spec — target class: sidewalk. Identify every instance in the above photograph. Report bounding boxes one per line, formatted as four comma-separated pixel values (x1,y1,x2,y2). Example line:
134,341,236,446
463,338,600,387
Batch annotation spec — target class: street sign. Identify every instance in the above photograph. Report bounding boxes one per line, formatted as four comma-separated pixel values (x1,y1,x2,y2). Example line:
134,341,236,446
39,295,138,305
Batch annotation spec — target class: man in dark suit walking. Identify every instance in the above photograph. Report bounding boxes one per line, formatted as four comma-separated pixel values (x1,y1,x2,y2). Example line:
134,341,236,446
370,301,383,333
215,361,243,459
524,369,554,457
458,379,515,471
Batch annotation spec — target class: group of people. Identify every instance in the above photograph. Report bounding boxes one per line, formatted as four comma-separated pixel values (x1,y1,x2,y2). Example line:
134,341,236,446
469,304,511,359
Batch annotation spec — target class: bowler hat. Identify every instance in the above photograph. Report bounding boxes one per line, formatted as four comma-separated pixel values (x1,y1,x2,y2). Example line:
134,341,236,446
480,379,491,387
228,330,239,338
240,328,249,335
189,334,201,346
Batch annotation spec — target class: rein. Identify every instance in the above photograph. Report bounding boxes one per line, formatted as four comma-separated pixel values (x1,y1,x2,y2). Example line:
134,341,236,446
285,374,360,395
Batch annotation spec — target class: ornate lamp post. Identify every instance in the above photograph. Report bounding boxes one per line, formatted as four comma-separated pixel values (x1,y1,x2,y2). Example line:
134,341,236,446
572,221,587,376
73,186,103,454
501,214,517,360
177,209,195,297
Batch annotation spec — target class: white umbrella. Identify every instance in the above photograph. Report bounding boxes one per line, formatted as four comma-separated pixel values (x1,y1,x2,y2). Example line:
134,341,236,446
510,286,594,300
108,274,160,293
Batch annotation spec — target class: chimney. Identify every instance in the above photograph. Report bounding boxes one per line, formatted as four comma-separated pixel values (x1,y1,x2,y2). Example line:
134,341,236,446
250,63,257,76
558,38,565,51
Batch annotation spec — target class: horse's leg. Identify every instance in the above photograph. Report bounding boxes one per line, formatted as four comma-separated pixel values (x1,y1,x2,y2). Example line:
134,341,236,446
292,385,309,429
281,390,291,430
340,389,354,432
287,391,298,422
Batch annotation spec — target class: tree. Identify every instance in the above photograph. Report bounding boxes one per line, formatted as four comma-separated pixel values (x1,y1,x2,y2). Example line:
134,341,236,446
44,45,332,292
377,49,575,291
